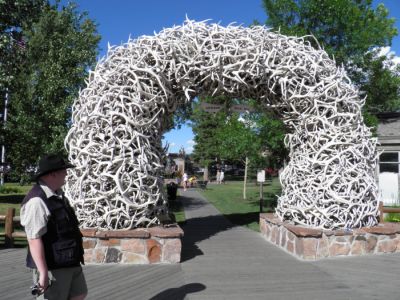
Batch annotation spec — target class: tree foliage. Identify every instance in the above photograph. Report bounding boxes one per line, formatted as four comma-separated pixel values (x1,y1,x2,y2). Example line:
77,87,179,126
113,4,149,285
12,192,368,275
0,0,100,181
191,101,226,167
262,0,400,116
216,114,261,164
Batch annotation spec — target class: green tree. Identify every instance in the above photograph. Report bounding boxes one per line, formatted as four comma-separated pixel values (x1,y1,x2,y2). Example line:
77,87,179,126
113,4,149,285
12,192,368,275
0,1,100,182
261,0,399,117
191,101,227,181
247,111,288,168
216,114,265,199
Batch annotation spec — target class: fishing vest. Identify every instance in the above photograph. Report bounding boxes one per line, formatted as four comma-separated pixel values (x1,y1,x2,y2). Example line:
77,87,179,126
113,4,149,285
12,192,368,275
22,184,84,270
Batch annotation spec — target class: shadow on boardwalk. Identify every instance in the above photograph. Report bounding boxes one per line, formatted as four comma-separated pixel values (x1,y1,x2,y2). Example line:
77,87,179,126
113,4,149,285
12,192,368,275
149,283,206,300
179,194,259,262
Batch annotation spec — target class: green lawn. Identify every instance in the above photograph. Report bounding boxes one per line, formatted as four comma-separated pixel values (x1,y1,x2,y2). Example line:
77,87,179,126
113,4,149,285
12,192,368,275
169,194,186,224
384,205,400,222
199,178,281,232
0,183,31,247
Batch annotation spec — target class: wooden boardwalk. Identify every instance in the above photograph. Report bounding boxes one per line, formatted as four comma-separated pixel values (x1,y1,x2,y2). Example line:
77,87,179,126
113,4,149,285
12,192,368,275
1,189,400,299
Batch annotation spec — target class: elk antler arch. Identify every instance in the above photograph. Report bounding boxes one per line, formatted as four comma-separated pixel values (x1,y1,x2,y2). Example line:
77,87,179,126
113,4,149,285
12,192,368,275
65,19,379,230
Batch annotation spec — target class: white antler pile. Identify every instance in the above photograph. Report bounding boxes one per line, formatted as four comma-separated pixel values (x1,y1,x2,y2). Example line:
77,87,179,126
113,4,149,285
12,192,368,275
65,19,378,230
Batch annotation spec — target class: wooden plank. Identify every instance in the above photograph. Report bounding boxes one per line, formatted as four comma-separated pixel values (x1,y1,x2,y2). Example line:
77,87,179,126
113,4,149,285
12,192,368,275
383,207,400,213
5,208,15,248
12,231,27,238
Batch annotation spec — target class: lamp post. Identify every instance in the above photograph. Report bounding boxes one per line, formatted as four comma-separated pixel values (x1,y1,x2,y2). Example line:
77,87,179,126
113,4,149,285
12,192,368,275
1,88,8,186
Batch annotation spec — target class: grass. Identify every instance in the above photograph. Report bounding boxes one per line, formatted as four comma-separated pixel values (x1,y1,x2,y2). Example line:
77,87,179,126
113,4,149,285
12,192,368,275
199,177,281,232
0,183,31,247
169,195,186,224
384,205,400,222
164,184,186,224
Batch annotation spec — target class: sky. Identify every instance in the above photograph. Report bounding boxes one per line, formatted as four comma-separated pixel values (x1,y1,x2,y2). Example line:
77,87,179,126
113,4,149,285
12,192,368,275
62,0,400,154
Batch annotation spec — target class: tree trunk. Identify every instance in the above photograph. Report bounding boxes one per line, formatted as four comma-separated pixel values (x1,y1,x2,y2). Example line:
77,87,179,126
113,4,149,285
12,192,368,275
203,165,209,181
243,156,249,200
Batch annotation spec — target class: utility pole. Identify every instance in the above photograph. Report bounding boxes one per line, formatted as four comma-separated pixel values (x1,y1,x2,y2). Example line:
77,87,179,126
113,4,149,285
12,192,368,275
1,88,9,185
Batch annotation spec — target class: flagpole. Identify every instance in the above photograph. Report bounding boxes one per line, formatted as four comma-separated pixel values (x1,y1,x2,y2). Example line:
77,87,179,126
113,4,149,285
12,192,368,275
1,88,8,186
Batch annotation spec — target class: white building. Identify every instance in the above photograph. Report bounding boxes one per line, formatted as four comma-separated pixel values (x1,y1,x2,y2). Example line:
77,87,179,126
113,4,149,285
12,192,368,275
376,112,400,206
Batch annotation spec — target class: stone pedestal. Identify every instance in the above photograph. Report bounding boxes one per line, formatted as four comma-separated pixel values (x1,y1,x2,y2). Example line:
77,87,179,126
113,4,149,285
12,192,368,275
81,225,184,264
260,213,400,260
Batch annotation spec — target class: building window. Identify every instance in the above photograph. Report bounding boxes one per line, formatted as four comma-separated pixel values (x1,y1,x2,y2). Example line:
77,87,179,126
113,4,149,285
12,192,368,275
378,151,400,205
379,152,399,172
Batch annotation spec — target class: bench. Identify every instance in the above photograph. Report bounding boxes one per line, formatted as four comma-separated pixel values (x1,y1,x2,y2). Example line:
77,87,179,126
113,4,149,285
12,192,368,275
197,180,208,190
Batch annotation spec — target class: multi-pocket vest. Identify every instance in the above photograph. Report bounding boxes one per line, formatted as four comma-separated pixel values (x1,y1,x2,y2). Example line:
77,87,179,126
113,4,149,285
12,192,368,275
22,184,84,270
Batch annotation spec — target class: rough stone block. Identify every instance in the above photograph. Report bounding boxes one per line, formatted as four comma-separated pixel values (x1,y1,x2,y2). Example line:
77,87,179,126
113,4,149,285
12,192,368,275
84,249,93,263
335,236,353,244
285,225,322,238
98,238,121,247
147,239,161,263
396,236,400,252
363,224,400,235
122,252,148,264
163,238,182,263
265,222,271,238
93,248,106,263
317,236,329,258
148,226,184,238
354,235,367,242
350,240,364,255
295,238,303,257
302,238,317,260
286,240,294,254
271,226,278,244
333,229,354,236
96,229,150,239
120,239,146,254
261,213,283,225
366,235,377,253
377,240,397,253
106,248,122,263
82,239,96,249
81,229,97,237
280,228,287,247
275,227,282,245
287,231,295,241
329,242,350,256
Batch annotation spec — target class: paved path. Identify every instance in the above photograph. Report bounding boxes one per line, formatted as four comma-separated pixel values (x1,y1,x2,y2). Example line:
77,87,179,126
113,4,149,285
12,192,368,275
179,189,400,300
1,189,399,299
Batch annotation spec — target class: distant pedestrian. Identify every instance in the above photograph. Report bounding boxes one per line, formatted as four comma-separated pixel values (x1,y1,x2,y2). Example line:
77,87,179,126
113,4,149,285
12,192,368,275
219,170,225,184
216,165,221,183
183,172,188,191
189,175,197,187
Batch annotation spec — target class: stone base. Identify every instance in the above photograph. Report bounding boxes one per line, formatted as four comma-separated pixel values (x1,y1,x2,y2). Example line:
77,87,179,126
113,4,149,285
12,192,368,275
81,225,184,264
260,213,400,260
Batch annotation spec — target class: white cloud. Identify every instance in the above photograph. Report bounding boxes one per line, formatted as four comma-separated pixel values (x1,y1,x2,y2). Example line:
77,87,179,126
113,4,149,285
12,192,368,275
376,46,400,70
185,146,194,153
187,139,195,145
169,142,176,147
378,46,391,57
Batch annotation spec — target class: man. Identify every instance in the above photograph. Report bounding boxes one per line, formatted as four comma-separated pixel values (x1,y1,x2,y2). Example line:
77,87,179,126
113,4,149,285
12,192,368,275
20,154,87,300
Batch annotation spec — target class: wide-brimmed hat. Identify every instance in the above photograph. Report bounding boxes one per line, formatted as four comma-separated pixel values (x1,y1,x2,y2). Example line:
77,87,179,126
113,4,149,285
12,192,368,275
34,154,75,180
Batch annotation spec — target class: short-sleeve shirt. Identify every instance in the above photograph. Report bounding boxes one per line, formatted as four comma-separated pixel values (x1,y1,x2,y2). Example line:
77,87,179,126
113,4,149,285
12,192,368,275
183,173,188,181
20,182,63,239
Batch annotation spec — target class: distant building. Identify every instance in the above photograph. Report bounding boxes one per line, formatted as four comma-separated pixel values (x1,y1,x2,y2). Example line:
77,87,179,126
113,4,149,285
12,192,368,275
172,153,185,174
376,112,400,206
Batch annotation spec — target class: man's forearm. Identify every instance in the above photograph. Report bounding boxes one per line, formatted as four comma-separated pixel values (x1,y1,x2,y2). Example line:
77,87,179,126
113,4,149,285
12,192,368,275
28,238,48,274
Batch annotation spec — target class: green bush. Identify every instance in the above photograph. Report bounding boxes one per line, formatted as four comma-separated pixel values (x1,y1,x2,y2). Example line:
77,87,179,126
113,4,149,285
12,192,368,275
0,185,21,194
